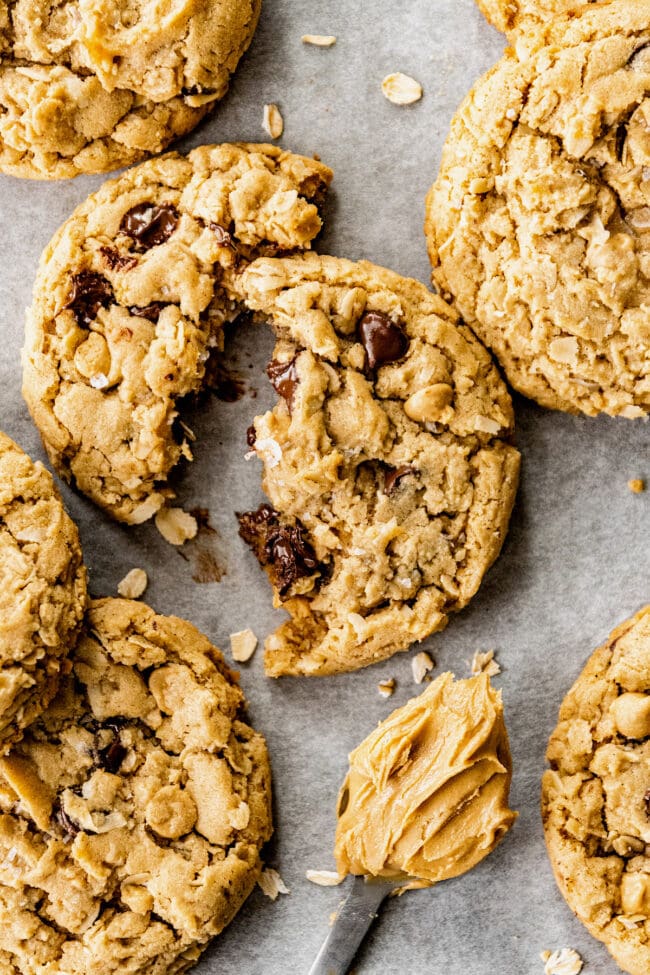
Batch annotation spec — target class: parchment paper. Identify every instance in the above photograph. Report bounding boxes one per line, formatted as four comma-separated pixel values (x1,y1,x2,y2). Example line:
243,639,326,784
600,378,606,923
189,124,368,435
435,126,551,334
0,2,647,972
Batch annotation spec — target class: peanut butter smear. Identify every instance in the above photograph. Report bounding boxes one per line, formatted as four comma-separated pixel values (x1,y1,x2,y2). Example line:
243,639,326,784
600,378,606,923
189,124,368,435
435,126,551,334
334,672,517,885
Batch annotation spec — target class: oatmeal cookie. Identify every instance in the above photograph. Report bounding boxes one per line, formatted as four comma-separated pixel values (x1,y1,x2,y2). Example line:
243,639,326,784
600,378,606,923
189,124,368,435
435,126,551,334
0,0,261,178
476,0,598,36
0,430,86,754
426,0,650,418
0,597,273,975
542,606,650,975
22,142,332,523
235,253,520,676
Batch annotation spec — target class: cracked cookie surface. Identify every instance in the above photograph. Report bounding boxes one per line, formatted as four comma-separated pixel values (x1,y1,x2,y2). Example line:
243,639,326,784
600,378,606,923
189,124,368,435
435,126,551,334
0,597,273,975
0,0,261,178
22,142,332,523
542,606,650,975
0,430,86,755
426,0,650,418
476,0,599,36
234,253,520,676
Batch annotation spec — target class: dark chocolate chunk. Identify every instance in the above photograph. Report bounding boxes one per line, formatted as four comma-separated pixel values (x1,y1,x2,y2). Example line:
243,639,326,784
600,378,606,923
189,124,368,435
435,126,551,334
246,424,257,447
128,302,167,322
55,802,80,840
64,271,114,328
384,465,416,495
237,505,319,595
99,246,138,272
120,202,179,250
357,311,409,370
100,738,127,774
267,356,299,408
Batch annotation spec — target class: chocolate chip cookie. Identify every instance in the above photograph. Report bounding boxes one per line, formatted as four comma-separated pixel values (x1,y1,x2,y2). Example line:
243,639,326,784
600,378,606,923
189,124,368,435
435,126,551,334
0,430,86,755
0,0,261,178
542,606,650,975
0,597,272,975
426,0,650,418
23,143,332,523
235,253,520,676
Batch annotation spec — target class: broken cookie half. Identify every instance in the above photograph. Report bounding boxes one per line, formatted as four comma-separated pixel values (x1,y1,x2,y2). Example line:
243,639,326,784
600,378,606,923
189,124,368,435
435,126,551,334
234,254,520,675
23,142,332,523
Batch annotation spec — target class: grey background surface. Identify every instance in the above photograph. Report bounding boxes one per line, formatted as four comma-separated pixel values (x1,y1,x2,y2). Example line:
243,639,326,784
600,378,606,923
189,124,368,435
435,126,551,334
0,1,648,972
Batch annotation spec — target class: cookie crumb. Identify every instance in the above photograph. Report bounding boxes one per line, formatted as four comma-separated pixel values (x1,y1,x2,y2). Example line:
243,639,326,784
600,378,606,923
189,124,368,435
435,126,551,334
258,867,290,900
378,678,396,698
381,72,423,105
541,948,583,975
230,628,258,663
629,478,646,494
117,568,148,599
302,34,336,46
263,104,284,139
412,651,434,684
306,869,344,886
471,649,501,677
155,508,198,546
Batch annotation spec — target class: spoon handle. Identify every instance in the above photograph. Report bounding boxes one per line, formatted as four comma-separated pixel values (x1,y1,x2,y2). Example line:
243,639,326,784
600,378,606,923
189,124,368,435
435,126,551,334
307,876,394,975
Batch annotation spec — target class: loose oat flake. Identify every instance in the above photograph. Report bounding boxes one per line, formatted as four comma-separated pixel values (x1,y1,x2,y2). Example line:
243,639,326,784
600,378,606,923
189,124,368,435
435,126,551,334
117,568,148,599
301,34,336,46
263,103,284,139
154,507,198,546
230,628,258,663
378,678,396,698
412,651,434,684
541,948,583,975
258,868,290,900
306,870,344,886
471,649,501,678
381,72,423,105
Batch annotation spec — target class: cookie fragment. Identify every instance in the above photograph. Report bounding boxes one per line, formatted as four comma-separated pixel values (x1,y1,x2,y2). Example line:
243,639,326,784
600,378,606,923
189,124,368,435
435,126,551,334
0,598,272,974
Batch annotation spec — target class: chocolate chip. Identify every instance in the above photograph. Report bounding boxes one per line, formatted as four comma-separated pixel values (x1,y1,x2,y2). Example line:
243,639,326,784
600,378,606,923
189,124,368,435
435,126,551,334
120,202,179,250
644,789,650,816
100,739,127,774
99,246,138,272
128,302,167,322
267,356,299,409
55,802,79,840
384,465,416,495
357,311,409,370
246,425,257,447
64,271,114,328
237,505,320,595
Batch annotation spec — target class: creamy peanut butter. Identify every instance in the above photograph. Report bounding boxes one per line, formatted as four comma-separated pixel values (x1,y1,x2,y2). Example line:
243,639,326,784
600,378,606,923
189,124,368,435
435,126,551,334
334,671,516,885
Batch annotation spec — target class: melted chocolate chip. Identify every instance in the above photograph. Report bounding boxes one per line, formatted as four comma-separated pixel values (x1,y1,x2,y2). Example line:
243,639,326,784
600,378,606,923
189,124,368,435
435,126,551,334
100,739,127,774
357,311,409,370
246,424,257,447
128,302,167,322
64,271,114,328
237,505,320,595
267,356,299,408
55,802,79,840
99,246,137,272
120,202,179,250
384,465,416,495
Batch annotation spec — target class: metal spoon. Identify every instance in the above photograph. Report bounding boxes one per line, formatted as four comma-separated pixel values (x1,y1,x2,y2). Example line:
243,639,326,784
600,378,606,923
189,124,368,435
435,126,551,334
308,875,407,975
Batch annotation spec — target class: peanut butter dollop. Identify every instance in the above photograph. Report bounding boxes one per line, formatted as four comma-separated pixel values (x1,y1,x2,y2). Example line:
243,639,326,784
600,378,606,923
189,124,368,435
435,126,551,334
334,672,516,885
